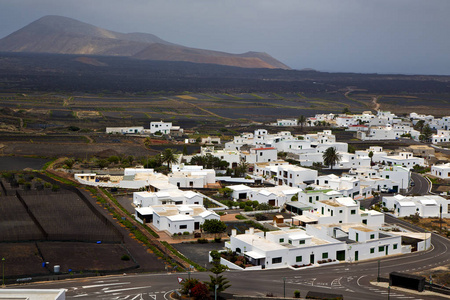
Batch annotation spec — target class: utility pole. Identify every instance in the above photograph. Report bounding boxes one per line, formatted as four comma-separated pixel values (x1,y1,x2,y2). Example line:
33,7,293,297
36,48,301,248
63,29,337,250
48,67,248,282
283,277,286,298
440,204,443,233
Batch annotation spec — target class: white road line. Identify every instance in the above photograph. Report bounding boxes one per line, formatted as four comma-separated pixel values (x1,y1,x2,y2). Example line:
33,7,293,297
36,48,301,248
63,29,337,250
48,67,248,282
130,294,141,300
104,286,151,294
73,294,89,298
82,282,130,289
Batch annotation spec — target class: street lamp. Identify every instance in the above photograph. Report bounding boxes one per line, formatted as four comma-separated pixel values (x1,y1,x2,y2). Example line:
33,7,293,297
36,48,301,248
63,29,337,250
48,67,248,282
283,277,286,298
215,284,219,300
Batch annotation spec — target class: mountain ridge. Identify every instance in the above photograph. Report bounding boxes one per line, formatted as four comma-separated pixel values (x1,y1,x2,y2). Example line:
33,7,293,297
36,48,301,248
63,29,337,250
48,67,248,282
0,15,290,69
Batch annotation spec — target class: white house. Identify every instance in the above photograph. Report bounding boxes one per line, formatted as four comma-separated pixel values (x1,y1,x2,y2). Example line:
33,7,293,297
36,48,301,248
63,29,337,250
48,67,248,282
382,195,449,218
169,165,216,188
431,163,450,179
242,147,278,164
432,130,450,144
133,189,203,207
248,186,302,207
271,119,298,127
224,223,404,269
380,152,425,169
74,168,169,190
149,204,220,234
106,126,144,135
301,197,384,226
150,121,174,134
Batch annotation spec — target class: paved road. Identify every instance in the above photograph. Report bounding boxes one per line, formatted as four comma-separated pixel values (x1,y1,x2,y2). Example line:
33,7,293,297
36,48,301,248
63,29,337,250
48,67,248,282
15,225,450,300
408,172,430,195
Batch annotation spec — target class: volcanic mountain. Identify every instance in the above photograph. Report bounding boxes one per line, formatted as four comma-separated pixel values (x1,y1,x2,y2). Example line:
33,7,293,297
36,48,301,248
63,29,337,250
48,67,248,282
0,15,290,69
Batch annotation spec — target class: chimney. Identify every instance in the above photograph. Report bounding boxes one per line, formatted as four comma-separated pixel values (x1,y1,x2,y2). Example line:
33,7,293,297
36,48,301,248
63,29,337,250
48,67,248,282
232,229,237,237
249,227,254,235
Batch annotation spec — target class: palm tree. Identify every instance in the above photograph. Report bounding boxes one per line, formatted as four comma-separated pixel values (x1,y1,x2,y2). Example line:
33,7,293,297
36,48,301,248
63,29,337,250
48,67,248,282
323,147,341,170
368,151,374,168
162,148,178,170
297,115,306,131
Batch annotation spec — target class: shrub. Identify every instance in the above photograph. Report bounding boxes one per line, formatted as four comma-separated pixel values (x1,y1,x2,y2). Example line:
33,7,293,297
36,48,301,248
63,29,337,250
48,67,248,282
183,231,190,235
244,206,253,212
239,202,246,209
214,237,221,243
294,290,301,298
121,255,130,261
51,184,60,192
198,238,208,244
191,282,210,299
235,215,246,220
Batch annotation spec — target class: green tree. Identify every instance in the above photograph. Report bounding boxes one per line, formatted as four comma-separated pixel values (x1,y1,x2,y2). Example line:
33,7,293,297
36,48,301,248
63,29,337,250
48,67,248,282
162,148,178,170
182,144,188,155
323,147,341,170
64,158,75,169
368,151,374,167
202,219,227,234
421,124,432,142
414,120,425,132
342,107,351,114
206,263,230,296
297,115,306,131
219,187,233,199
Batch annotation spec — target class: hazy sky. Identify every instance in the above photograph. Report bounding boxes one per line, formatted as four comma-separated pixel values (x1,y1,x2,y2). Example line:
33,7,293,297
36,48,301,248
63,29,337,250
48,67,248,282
1,0,449,75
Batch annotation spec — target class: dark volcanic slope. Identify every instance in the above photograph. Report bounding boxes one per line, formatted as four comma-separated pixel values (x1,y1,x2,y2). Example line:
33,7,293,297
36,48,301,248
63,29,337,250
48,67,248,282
0,15,289,69
1,52,449,94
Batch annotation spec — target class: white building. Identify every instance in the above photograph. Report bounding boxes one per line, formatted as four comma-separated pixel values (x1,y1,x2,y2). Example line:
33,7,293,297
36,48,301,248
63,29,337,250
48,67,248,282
106,126,144,135
224,223,404,269
271,119,298,127
74,168,169,190
432,130,450,144
431,163,450,179
382,195,450,218
0,289,66,300
169,165,216,188
242,147,278,164
150,121,179,134
147,204,220,234
301,197,384,226
133,189,203,207
380,152,425,169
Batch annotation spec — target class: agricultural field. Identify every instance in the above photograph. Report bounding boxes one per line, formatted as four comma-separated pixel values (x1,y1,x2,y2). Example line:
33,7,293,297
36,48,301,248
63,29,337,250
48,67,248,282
0,174,156,279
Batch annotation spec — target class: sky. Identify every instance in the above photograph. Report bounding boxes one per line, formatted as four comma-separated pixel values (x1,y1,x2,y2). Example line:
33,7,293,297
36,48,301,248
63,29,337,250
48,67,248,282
1,0,449,75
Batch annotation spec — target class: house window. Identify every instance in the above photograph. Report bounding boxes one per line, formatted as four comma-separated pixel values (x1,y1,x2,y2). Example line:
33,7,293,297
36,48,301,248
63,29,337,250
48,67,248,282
386,175,390,179
370,248,375,254
296,256,302,262
393,244,398,250
370,234,375,239
322,252,328,259
351,210,356,215
300,240,305,244
272,257,282,264
339,210,343,214
309,197,313,203
356,233,359,242
279,238,284,243
288,240,292,244
180,225,187,229
316,196,319,201
379,246,385,252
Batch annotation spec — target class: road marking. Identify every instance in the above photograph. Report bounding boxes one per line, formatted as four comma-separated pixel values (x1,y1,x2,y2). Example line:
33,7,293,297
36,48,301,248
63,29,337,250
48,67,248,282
130,294,141,300
82,282,130,289
73,294,89,298
104,286,151,293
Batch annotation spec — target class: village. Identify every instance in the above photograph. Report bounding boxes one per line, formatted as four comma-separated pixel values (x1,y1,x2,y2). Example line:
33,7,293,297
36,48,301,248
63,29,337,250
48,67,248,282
70,110,450,271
